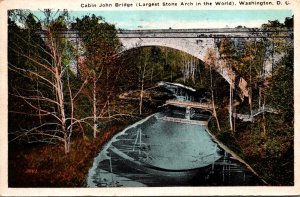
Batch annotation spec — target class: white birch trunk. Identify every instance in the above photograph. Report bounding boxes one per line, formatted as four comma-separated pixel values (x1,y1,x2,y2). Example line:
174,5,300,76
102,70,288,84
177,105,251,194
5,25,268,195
93,72,97,138
55,65,68,153
139,63,146,115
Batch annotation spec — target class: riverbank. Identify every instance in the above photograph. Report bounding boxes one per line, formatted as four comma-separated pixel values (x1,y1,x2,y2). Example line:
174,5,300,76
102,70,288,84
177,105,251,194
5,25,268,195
205,128,267,185
208,115,294,186
8,93,162,187
8,122,129,187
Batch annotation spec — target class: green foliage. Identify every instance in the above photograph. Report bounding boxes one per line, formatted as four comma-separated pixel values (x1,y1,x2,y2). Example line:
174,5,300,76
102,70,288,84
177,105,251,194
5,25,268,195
8,12,53,140
72,14,121,67
284,16,293,28
212,16,294,185
262,16,294,29
266,50,293,122
119,46,190,90
262,19,284,29
72,14,122,90
216,130,244,156
264,48,294,162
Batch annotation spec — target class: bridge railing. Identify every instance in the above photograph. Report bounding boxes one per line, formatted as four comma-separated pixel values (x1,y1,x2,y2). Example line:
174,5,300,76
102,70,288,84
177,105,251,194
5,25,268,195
166,99,213,109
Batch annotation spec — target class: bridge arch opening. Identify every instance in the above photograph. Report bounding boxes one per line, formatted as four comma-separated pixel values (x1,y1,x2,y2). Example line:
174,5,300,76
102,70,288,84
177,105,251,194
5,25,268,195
119,40,249,100
120,45,230,92
118,45,234,103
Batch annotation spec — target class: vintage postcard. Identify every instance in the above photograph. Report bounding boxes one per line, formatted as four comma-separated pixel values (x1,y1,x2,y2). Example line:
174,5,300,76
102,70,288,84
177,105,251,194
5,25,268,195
0,0,299,196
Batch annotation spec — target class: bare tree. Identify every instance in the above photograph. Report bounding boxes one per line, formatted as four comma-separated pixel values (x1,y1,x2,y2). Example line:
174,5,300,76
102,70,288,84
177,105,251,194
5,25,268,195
8,10,86,154
139,62,147,115
204,48,221,131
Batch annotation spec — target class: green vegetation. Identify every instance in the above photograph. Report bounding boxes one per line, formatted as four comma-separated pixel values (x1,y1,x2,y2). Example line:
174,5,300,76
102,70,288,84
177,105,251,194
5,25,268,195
8,10,294,186
208,17,294,185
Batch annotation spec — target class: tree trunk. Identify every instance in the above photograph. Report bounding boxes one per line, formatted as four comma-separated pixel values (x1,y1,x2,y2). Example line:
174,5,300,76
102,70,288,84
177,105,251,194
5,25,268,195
249,87,253,117
261,112,266,141
151,64,154,84
259,87,262,109
64,135,71,154
249,60,252,116
93,73,97,138
211,92,220,131
55,66,68,153
233,105,236,133
229,85,233,132
139,86,143,115
139,63,146,115
261,87,266,141
107,96,111,118
210,64,220,131
67,70,74,146
36,80,42,124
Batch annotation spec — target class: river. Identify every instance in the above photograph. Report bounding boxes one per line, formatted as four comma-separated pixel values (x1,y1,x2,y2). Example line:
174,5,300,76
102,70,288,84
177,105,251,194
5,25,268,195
87,82,265,187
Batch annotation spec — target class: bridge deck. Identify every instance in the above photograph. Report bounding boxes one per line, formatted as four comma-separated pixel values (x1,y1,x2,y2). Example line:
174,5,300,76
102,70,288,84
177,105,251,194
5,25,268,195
233,106,279,122
166,99,213,110
159,116,208,126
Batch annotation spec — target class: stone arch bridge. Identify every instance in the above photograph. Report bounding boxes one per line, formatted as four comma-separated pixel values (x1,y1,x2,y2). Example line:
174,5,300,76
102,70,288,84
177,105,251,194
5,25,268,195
116,28,292,100
40,28,292,100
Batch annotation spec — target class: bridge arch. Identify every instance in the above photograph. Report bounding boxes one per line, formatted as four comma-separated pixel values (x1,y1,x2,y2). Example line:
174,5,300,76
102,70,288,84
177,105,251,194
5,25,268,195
120,38,202,59
118,35,249,100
